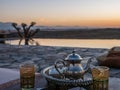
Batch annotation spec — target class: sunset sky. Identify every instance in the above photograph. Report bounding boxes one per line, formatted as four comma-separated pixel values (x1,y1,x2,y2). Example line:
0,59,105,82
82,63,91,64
1,0,120,27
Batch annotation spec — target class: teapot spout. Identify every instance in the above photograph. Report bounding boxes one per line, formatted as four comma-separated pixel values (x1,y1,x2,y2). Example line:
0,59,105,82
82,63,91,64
84,57,92,72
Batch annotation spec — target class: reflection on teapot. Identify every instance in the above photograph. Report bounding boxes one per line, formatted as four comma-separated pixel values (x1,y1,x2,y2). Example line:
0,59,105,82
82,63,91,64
54,50,92,79
49,66,67,78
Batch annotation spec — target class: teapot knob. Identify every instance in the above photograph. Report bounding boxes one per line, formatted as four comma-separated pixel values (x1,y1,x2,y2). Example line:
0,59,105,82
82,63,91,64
72,50,76,55
72,50,75,53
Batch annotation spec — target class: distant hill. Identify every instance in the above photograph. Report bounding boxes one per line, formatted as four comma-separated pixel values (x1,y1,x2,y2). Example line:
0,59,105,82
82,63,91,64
1,22,120,39
0,22,99,31
6,28,120,39
0,22,83,31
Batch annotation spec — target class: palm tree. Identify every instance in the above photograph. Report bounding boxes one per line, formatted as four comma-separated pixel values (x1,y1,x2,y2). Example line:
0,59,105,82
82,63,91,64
12,22,40,45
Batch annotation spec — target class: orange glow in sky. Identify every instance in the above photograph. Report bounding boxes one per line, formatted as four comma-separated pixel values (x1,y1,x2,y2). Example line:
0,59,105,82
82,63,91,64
1,0,120,27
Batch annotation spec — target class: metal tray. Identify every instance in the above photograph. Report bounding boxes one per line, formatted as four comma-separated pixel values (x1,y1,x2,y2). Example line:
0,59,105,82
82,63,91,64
41,66,93,87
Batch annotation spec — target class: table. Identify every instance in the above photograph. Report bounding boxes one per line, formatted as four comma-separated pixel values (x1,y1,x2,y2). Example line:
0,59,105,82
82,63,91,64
0,73,118,90
0,74,47,90
0,73,93,90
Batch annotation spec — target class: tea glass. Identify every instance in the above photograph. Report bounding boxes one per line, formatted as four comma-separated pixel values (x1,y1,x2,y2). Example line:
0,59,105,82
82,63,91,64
92,66,109,90
20,62,35,90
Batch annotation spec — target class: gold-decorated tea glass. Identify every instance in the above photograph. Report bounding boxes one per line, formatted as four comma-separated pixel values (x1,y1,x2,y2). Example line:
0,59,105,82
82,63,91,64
20,62,35,90
92,66,109,90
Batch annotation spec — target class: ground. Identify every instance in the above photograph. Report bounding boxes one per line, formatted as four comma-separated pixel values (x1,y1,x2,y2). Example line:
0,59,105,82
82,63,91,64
0,44,120,90
0,44,120,78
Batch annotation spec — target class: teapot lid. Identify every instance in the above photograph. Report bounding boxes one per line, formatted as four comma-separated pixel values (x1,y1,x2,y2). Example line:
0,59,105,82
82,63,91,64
65,50,82,62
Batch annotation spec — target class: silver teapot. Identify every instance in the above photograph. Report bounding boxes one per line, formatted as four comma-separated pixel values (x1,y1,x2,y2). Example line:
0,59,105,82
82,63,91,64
54,50,92,79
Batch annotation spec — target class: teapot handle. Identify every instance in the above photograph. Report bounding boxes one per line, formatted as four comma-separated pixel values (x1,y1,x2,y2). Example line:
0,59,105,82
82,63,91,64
54,60,66,78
